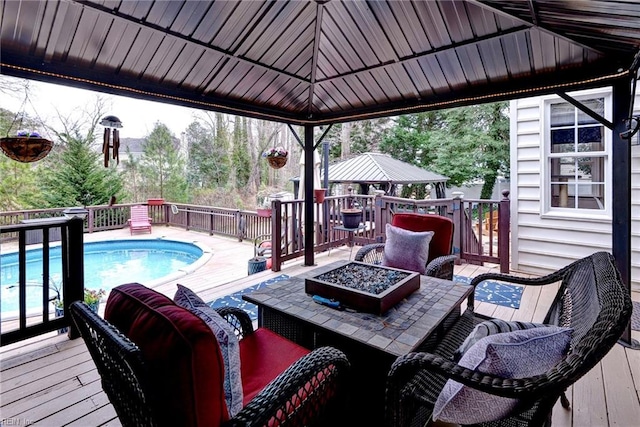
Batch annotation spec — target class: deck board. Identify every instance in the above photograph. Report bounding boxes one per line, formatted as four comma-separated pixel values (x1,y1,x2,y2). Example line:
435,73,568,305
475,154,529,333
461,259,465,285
1,227,639,426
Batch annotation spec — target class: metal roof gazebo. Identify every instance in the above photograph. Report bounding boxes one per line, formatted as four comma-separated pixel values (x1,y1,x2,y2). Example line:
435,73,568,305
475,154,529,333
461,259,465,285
293,152,449,198
1,0,639,344
324,152,449,198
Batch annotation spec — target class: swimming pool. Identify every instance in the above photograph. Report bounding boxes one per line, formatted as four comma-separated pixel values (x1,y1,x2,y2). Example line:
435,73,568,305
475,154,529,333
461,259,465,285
1,239,205,314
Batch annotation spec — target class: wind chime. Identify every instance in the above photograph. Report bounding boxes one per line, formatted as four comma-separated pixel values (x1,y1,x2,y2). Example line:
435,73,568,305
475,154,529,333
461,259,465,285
100,115,122,167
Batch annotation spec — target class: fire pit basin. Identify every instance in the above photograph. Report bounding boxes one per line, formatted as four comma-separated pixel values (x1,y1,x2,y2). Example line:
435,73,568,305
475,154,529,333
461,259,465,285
305,261,420,314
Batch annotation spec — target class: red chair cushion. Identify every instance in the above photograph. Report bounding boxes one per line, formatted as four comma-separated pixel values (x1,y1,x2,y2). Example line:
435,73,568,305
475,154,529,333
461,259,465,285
105,283,229,427
239,328,310,405
392,213,454,262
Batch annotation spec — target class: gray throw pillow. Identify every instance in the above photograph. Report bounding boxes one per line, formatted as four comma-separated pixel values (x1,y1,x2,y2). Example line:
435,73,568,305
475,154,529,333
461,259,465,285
453,319,548,361
174,284,243,417
382,223,434,274
433,326,572,425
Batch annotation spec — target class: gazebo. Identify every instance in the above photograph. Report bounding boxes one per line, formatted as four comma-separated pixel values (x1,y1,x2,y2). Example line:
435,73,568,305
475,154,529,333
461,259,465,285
292,152,448,199
323,152,449,198
1,0,639,344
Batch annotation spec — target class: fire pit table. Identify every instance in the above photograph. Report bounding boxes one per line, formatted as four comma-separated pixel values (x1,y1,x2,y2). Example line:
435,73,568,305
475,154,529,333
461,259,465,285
243,260,473,425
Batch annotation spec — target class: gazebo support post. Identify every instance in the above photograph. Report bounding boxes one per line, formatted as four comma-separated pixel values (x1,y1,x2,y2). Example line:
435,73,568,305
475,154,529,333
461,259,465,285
304,124,315,266
612,76,639,349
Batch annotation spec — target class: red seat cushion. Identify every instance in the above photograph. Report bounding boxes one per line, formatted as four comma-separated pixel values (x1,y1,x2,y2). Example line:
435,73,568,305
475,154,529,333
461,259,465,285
392,213,454,262
239,328,310,405
105,283,229,427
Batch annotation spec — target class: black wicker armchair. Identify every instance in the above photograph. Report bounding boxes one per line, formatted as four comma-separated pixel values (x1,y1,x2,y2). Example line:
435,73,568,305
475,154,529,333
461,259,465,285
354,213,457,280
71,297,350,427
386,251,632,427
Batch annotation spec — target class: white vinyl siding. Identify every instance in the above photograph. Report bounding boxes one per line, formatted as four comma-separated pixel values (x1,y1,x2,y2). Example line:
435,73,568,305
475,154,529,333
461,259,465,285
510,87,640,292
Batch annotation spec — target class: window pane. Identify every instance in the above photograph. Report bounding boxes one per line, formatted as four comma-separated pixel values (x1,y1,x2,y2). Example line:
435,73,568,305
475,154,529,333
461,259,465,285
577,157,592,179
551,183,575,208
577,98,604,125
547,96,608,212
578,126,603,151
551,129,574,153
577,184,605,209
551,102,574,127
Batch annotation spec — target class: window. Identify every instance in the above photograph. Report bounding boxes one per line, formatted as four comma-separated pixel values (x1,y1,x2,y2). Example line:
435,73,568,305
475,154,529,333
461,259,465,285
545,95,609,213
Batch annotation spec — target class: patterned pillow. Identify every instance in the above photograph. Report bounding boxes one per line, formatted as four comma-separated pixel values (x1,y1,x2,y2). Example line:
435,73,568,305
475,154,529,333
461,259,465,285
382,223,434,274
453,319,549,361
433,326,573,425
174,284,243,417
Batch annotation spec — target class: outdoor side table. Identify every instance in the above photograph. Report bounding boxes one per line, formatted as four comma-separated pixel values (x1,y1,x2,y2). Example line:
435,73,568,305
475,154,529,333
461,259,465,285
331,224,366,259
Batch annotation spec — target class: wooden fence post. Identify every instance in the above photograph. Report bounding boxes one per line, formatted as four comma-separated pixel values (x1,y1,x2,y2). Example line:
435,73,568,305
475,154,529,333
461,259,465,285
498,190,510,273
374,191,385,242
64,218,84,339
451,192,464,262
272,200,283,271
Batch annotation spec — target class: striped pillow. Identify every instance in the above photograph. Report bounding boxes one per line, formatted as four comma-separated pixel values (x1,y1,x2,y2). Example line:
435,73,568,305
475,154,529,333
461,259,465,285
454,319,548,361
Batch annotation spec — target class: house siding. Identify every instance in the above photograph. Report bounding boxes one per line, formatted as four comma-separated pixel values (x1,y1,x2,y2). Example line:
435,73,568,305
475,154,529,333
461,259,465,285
510,88,640,292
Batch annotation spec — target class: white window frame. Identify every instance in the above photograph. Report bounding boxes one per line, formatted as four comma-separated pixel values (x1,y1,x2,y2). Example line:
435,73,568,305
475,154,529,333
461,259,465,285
540,89,612,220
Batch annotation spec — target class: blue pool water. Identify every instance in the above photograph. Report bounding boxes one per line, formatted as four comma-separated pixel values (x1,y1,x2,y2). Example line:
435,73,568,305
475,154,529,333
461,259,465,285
1,239,204,314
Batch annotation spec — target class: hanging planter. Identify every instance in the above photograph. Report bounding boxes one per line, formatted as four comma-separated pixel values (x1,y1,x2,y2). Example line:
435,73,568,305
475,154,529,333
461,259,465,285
314,188,327,203
0,133,53,163
263,146,288,169
267,156,287,169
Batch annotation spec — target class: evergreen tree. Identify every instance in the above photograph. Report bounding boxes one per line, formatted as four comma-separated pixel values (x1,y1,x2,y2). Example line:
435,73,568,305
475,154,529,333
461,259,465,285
379,103,509,196
140,122,188,202
38,132,124,207
185,117,230,188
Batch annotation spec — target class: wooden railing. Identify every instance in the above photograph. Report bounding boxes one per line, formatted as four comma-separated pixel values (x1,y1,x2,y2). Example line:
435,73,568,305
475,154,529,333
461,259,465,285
369,191,510,273
0,193,509,271
0,193,508,344
0,218,84,346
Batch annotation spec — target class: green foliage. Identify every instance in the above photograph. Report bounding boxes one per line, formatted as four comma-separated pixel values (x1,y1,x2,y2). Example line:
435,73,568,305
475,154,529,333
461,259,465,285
185,115,230,188
38,132,124,207
120,146,142,202
232,117,251,189
380,103,509,198
140,122,188,202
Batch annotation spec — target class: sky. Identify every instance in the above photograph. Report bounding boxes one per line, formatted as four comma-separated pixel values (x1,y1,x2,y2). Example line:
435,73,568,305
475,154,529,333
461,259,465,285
1,75,201,139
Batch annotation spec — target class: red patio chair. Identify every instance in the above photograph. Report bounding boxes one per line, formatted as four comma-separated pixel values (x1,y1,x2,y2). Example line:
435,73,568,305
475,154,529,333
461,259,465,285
70,283,349,427
128,205,152,235
354,213,456,280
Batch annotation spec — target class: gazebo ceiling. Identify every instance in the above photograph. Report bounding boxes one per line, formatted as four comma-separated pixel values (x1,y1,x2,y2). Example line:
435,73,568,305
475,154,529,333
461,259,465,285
1,0,639,125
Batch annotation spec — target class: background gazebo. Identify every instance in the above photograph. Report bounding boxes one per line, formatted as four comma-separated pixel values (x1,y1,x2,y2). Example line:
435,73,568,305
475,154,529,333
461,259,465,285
294,152,449,199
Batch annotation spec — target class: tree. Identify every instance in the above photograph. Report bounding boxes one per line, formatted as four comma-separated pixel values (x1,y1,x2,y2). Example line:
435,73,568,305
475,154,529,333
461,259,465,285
38,132,124,207
380,103,509,198
121,146,142,202
185,114,230,188
231,116,251,191
140,122,188,202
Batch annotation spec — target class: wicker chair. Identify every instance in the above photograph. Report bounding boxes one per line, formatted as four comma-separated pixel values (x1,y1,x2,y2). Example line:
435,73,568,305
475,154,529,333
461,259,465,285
354,213,457,280
386,251,633,427
71,298,350,427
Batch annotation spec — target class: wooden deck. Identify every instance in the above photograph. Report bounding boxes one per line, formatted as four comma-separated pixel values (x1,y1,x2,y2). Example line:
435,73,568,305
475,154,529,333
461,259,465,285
1,227,639,426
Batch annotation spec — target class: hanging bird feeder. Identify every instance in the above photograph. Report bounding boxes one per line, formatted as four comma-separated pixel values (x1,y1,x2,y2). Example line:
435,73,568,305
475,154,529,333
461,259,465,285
100,115,123,167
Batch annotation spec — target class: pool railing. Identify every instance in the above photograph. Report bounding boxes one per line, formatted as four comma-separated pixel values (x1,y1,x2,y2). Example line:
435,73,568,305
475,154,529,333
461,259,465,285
0,218,84,346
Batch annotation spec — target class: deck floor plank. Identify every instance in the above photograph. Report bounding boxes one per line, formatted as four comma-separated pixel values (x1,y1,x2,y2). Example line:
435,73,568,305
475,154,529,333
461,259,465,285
571,363,608,426
66,402,119,427
600,344,640,426
25,379,106,425
1,227,638,426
